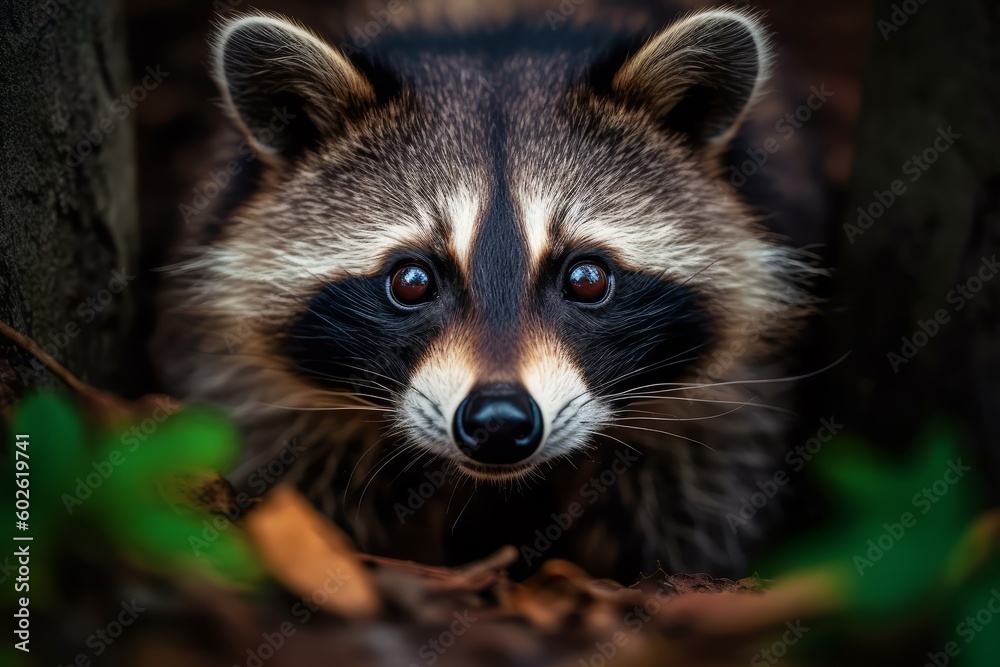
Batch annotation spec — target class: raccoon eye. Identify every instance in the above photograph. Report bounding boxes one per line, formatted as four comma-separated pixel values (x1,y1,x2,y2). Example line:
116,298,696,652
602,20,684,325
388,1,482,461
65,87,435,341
565,261,610,304
389,263,435,307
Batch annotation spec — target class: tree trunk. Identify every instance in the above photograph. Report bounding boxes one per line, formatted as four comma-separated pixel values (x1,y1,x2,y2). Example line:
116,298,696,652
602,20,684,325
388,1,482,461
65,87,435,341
826,0,1000,492
0,0,137,412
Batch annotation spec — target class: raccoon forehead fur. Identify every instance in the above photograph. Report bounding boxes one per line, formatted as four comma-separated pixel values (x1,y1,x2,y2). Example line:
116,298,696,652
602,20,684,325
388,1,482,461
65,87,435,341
155,7,819,578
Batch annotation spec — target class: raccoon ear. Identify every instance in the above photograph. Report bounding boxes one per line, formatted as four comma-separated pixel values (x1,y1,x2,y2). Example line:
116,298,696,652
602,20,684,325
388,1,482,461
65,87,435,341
212,14,375,158
612,10,771,147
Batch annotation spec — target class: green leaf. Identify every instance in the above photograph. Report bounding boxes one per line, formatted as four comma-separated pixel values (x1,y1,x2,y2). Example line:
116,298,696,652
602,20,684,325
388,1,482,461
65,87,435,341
4,392,262,590
766,421,978,618
8,392,88,534
954,565,1000,667
91,407,261,583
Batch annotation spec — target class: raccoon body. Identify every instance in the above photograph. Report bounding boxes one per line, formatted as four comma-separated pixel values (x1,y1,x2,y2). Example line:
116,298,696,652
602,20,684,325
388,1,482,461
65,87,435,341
155,6,816,579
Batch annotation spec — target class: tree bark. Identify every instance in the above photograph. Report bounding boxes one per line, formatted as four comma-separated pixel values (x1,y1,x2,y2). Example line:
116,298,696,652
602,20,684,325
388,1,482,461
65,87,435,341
0,0,137,411
826,0,1000,492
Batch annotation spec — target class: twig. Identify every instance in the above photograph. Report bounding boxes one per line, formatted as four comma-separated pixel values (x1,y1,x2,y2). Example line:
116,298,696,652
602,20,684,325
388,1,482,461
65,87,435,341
0,319,90,395
0,318,173,423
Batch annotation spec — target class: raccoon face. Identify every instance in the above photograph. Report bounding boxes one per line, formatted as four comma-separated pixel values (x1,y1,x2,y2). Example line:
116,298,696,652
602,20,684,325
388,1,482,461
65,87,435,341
198,10,804,482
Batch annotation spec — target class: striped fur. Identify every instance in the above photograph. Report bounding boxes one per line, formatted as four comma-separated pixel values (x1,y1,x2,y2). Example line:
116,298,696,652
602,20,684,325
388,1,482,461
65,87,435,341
154,6,818,578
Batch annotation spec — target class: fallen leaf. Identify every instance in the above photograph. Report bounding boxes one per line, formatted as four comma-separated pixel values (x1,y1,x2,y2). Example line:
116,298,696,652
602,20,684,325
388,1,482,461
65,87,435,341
243,485,380,617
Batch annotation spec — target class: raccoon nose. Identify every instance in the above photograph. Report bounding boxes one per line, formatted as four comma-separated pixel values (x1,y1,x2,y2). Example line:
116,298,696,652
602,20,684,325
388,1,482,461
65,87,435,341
453,385,544,464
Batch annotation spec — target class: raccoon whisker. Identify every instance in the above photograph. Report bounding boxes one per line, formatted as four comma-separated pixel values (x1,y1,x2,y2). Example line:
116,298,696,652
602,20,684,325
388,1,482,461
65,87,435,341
288,359,403,396
613,398,754,422
614,395,790,414
343,432,394,510
591,429,643,454
565,348,706,420
446,476,461,513
399,449,432,477
598,354,703,390
601,381,690,399
626,396,795,415
305,381,391,404
593,430,638,452
548,446,591,472
334,361,442,417
574,431,602,457
508,465,543,494
444,460,468,494
239,373,391,405
380,425,414,446
199,350,398,403
609,353,851,397
260,403,391,412
508,474,523,496
355,443,420,522
378,448,433,495
589,343,711,394
592,362,720,396
610,424,715,452
307,379,399,403
603,365,832,399
526,466,548,488
329,361,410,389
615,408,688,416
263,386,388,407
297,365,401,393
450,486,476,535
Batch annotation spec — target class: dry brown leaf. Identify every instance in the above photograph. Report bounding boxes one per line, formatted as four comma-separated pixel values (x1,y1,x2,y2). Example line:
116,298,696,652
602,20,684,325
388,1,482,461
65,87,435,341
500,559,605,632
243,485,380,617
359,544,517,593
652,570,842,637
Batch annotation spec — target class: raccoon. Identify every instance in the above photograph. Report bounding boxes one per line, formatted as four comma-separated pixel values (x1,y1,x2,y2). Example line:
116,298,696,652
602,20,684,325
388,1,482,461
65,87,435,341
155,5,817,580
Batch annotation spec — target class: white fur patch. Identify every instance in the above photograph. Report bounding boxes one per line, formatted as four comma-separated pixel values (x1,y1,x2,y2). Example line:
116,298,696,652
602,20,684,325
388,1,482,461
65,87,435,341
519,331,613,461
396,324,612,478
443,187,482,276
397,330,478,459
517,192,553,276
